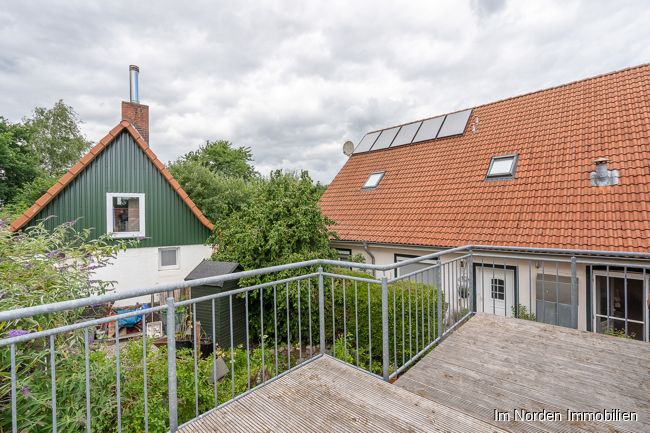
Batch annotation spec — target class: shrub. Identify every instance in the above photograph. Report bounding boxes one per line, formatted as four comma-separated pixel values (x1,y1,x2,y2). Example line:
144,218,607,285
603,327,635,339
511,304,537,321
0,219,132,335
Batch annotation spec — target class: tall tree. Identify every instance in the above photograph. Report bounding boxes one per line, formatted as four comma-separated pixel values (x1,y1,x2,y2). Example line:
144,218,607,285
168,139,259,223
168,160,257,223
173,140,258,180
0,118,41,207
25,100,91,176
212,170,337,276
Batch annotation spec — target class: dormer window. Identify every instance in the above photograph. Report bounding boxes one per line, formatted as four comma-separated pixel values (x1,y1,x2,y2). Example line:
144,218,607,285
486,155,517,180
362,172,384,189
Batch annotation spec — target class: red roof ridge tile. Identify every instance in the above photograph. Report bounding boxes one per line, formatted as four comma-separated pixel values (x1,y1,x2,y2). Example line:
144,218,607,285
9,121,214,232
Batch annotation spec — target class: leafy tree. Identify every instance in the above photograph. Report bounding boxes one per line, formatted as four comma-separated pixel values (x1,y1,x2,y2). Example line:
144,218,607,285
1,173,60,219
172,139,258,180
168,139,259,223
212,170,337,278
168,160,257,223
24,100,91,176
0,118,41,207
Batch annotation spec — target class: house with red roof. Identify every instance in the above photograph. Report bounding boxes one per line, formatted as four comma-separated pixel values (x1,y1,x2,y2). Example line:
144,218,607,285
10,66,214,306
321,64,650,340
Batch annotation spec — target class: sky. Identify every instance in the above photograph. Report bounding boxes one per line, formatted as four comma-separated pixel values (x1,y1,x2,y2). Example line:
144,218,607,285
1,0,649,183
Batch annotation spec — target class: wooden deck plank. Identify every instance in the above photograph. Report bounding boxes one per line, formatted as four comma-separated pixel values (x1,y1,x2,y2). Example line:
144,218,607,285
181,314,649,433
180,355,508,433
397,314,650,433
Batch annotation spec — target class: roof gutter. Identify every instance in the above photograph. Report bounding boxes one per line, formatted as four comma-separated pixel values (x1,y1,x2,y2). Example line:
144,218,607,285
363,241,376,277
332,239,650,260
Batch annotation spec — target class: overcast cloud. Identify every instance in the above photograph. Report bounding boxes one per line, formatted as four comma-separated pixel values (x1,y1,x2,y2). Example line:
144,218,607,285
1,0,648,183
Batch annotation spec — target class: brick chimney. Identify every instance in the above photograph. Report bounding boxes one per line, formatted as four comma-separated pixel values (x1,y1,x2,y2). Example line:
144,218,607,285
121,65,149,143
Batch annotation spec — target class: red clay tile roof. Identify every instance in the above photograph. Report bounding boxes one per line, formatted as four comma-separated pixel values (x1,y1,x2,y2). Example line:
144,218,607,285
320,64,650,252
10,120,214,232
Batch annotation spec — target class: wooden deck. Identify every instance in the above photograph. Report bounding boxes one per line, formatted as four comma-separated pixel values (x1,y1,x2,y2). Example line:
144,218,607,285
180,355,507,433
182,314,650,433
398,314,650,433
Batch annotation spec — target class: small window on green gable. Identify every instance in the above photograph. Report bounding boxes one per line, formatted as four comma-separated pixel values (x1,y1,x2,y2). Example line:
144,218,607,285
107,193,145,238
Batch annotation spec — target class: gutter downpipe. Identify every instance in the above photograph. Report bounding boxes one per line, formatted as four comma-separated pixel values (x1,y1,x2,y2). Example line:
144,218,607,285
363,241,376,277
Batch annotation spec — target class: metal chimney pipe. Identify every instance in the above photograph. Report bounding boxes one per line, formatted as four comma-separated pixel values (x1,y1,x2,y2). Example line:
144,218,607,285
129,65,140,103
594,157,609,179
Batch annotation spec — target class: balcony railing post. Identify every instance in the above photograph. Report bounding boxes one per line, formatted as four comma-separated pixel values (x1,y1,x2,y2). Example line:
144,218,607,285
468,249,476,314
166,297,178,432
437,264,443,339
570,256,577,329
318,266,326,354
381,275,389,381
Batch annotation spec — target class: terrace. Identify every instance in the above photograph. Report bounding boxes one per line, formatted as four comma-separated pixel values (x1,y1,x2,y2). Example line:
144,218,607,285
2,245,649,432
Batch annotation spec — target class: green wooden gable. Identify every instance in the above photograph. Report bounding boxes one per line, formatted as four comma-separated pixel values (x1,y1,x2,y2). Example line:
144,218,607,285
26,130,211,247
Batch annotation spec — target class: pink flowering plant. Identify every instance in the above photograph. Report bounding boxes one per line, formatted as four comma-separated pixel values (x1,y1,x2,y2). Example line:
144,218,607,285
0,218,133,431
0,217,133,334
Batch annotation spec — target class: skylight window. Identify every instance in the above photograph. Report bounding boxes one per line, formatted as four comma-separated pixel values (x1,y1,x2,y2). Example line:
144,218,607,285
486,155,518,179
362,172,384,189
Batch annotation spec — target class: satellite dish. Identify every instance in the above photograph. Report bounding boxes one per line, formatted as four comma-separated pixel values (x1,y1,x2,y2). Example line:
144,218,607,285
342,140,355,156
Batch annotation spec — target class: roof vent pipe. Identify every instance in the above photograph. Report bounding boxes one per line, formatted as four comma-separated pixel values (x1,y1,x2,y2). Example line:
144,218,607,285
129,65,140,103
590,157,619,186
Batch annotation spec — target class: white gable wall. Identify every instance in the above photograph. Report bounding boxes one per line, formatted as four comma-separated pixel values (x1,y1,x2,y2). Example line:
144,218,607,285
93,244,212,307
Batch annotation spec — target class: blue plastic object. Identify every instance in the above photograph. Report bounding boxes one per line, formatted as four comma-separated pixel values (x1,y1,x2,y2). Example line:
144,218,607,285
116,304,149,328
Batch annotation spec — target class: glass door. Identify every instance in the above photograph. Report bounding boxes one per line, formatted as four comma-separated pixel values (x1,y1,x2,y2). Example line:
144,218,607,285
592,270,648,341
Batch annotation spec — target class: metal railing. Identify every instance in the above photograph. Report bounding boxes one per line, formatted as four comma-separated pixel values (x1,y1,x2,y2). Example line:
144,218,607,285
1,244,649,432
470,247,650,342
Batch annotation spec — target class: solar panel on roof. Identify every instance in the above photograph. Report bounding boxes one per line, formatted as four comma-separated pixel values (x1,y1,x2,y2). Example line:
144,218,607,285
436,109,472,138
353,131,381,153
412,116,444,143
390,122,421,147
370,127,400,150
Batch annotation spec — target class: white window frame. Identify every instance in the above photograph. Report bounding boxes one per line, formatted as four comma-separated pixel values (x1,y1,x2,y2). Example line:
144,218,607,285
491,278,505,300
158,247,181,270
106,193,146,238
486,154,518,179
362,171,385,189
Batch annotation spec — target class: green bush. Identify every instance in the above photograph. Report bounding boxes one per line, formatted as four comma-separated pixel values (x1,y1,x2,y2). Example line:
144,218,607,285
322,268,445,374
0,219,132,335
511,304,537,321
1,337,299,433
603,327,635,339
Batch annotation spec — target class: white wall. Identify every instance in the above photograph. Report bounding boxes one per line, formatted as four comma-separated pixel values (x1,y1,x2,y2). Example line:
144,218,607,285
93,244,212,307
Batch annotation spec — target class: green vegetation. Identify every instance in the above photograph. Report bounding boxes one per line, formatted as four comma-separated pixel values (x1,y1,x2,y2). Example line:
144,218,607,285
0,218,445,432
323,268,444,375
25,101,91,176
0,101,90,217
1,338,291,432
168,140,259,223
512,304,537,321
0,118,41,209
603,327,635,339
212,169,337,275
0,219,132,333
